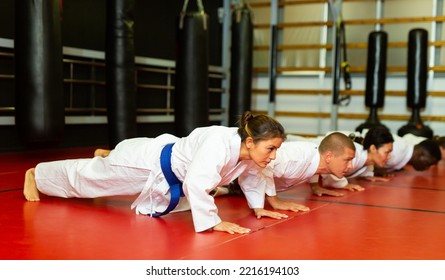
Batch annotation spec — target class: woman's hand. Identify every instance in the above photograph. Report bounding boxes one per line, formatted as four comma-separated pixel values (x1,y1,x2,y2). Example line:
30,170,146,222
212,221,251,234
344,183,365,192
253,208,289,219
363,176,392,182
311,183,343,197
266,195,310,212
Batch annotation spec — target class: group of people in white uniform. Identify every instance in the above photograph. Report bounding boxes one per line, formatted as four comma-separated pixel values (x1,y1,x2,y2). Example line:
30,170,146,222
23,111,444,234
214,127,444,201
286,128,444,197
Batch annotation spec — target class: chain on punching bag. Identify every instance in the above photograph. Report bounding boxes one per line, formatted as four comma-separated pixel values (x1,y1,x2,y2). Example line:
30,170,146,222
398,28,433,138
106,0,137,149
356,31,389,133
174,0,209,137
15,0,65,147
228,3,253,127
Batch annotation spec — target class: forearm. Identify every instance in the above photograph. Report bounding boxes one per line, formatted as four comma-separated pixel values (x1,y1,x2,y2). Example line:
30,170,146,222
265,194,279,208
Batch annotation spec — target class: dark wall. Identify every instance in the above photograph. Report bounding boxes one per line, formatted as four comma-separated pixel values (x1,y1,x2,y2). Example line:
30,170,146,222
59,0,222,64
1,0,222,62
0,1,14,39
0,0,223,152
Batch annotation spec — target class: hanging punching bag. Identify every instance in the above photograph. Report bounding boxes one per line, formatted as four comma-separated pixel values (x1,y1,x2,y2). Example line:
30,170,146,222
15,0,64,147
106,0,137,148
175,0,209,137
398,28,433,138
228,4,253,126
356,31,389,133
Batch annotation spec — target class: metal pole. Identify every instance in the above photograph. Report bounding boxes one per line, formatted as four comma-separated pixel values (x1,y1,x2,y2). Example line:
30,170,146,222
329,0,342,131
220,0,232,126
268,0,278,117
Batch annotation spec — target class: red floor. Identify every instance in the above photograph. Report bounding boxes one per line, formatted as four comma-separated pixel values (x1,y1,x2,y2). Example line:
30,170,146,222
1,147,445,260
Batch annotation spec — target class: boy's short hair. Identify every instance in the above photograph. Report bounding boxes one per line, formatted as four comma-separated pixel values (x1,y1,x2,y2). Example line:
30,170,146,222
319,132,356,156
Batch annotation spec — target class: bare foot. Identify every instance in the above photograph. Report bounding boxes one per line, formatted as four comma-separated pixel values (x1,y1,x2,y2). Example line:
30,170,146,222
24,168,40,202
211,186,230,197
94,149,111,157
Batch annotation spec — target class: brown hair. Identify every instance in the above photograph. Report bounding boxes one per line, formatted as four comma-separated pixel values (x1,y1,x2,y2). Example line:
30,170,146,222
237,111,286,143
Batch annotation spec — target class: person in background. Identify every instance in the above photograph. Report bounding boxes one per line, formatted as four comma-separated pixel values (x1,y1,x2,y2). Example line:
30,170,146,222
373,133,442,176
308,127,394,197
215,127,393,199
402,133,445,163
238,132,356,212
433,135,445,163
319,129,441,178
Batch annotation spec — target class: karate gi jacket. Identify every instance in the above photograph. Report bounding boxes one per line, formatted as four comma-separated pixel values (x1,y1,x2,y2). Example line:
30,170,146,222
35,126,268,232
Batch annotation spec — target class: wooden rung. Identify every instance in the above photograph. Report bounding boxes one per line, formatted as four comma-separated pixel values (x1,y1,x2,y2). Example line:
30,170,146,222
255,41,445,51
136,108,224,114
64,79,106,86
65,108,107,113
254,16,445,29
63,59,105,68
250,0,406,9
287,132,322,138
278,21,333,28
0,52,14,58
279,0,329,5
276,66,333,72
279,0,372,6
346,16,445,25
209,88,224,93
252,110,445,122
137,84,174,90
0,75,13,80
252,89,330,94
277,44,333,50
252,88,445,97
0,107,14,112
248,1,271,8
137,66,175,74
209,73,225,79
253,65,445,73
137,108,174,114
430,66,445,72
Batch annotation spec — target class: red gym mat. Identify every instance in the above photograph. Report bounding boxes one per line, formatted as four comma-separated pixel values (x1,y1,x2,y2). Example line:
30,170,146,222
1,147,444,260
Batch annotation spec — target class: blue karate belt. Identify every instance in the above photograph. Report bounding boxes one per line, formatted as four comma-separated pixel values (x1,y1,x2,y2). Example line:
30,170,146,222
151,143,184,217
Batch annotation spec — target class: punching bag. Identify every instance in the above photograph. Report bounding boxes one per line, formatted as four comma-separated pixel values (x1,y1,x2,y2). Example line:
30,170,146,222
175,0,209,137
106,0,137,148
15,0,64,147
398,28,433,138
228,4,253,126
356,31,389,132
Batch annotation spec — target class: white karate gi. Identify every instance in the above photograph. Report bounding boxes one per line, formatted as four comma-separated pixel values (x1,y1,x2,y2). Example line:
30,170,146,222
316,142,371,188
348,131,414,172
383,134,414,171
402,133,426,145
303,138,368,189
289,132,370,188
239,141,320,199
35,126,265,232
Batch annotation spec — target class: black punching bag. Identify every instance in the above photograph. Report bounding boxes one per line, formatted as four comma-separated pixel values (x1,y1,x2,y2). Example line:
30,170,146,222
15,0,64,147
106,0,137,148
356,31,389,133
398,28,433,138
229,4,253,126
175,0,209,137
